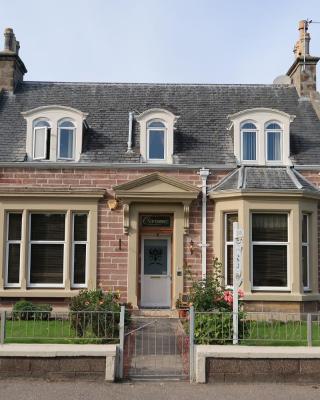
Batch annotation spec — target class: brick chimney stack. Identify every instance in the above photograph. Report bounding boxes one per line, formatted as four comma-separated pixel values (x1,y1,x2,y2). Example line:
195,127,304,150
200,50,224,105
0,28,27,92
287,20,319,98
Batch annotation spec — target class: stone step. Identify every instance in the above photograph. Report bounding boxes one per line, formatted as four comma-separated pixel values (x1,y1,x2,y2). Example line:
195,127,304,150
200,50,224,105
132,309,179,318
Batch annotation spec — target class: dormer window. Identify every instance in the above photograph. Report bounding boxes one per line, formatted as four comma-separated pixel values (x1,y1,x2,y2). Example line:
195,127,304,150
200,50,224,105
266,122,282,162
136,108,179,164
147,120,166,161
33,119,51,160
228,108,295,166
58,119,75,160
241,122,257,162
22,105,88,162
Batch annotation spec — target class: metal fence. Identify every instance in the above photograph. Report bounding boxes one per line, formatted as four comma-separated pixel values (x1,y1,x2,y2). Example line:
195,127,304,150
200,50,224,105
193,311,320,346
0,310,121,344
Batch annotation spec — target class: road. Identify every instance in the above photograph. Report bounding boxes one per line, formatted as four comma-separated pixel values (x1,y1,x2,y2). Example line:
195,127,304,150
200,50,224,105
1,380,320,400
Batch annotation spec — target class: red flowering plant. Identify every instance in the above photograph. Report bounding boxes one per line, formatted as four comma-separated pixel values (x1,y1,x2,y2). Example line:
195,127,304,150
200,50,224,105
69,288,129,340
187,258,247,344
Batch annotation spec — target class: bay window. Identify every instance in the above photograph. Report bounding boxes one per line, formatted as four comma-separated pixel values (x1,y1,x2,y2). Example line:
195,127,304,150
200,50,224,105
302,214,310,290
72,213,88,287
252,213,288,290
5,213,22,287
224,213,238,287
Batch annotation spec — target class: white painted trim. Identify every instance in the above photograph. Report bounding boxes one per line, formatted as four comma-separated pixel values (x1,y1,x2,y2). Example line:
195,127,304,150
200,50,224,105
146,121,166,162
32,127,48,160
302,213,310,291
4,212,22,288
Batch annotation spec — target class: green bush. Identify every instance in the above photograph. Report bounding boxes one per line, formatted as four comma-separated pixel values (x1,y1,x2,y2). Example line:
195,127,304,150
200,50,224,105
12,300,52,320
69,289,129,338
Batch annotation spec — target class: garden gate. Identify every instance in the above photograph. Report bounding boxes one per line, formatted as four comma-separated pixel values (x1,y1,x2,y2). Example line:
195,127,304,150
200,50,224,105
121,311,191,381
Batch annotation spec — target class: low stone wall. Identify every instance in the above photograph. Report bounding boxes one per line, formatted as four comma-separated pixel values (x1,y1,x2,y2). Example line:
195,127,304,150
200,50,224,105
0,356,106,380
196,345,320,384
0,344,117,381
207,358,320,383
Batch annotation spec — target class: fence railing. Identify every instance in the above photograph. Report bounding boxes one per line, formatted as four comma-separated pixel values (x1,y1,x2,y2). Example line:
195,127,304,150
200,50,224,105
0,310,121,344
193,311,320,346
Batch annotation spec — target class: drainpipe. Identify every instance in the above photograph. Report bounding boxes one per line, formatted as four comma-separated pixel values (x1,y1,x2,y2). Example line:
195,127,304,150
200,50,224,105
199,168,210,279
127,112,134,153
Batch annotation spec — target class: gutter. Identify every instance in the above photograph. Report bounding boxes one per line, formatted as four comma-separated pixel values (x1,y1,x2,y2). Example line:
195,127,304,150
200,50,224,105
0,161,236,170
199,168,210,279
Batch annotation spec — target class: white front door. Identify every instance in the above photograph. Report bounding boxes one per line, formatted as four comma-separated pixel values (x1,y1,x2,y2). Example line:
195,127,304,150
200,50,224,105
141,237,171,308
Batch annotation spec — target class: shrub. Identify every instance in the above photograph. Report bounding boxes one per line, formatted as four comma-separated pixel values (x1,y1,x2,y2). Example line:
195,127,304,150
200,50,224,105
12,300,52,320
187,258,247,344
69,289,128,338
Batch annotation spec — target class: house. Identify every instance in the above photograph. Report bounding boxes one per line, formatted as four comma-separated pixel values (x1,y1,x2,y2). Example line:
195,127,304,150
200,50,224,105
0,21,319,312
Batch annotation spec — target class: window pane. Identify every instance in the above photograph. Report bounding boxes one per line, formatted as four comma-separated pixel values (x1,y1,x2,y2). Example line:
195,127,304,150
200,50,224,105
7,243,20,284
302,214,308,243
34,128,46,159
266,123,281,130
226,214,238,241
252,214,287,242
144,239,168,275
8,213,22,240
74,214,87,241
148,121,165,128
226,244,233,286
34,120,50,128
267,131,281,161
59,120,75,128
242,123,256,130
302,245,308,288
31,214,65,241
253,245,287,287
243,131,256,160
74,244,86,284
30,244,64,284
149,130,165,159
59,129,74,159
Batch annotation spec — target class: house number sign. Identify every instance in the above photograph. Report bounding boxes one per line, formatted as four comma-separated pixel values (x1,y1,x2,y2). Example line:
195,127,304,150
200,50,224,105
141,215,171,227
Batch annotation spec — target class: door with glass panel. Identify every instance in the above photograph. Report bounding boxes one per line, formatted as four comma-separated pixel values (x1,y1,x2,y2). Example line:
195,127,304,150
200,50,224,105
141,237,171,308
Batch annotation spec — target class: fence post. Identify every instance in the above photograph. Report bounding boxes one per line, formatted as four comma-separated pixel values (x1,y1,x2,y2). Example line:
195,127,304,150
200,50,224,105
0,311,6,345
189,306,195,383
118,305,125,379
307,313,312,347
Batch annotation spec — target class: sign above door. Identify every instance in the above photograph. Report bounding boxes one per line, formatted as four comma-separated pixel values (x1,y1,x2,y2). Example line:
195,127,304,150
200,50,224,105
141,215,171,227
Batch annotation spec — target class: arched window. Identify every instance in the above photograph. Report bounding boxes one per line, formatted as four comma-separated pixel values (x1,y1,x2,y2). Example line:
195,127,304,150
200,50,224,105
241,122,257,161
147,120,166,161
33,119,51,160
58,119,75,160
266,122,282,162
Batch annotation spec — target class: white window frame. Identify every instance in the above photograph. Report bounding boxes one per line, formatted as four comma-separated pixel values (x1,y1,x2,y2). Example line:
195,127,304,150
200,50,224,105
57,119,76,161
265,121,283,164
240,122,258,163
224,212,238,288
5,212,22,288
27,212,66,288
302,213,310,291
251,212,290,291
33,126,49,160
71,213,88,289
146,120,167,162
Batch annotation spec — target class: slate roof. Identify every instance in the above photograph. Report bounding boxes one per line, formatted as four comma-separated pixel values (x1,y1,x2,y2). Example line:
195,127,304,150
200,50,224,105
210,167,320,194
0,81,320,165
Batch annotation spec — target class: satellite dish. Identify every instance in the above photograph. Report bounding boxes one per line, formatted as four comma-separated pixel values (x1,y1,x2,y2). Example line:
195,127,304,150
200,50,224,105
273,75,292,85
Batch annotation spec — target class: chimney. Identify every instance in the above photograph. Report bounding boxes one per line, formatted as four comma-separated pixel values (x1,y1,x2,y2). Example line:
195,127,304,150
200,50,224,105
0,28,27,92
287,20,319,97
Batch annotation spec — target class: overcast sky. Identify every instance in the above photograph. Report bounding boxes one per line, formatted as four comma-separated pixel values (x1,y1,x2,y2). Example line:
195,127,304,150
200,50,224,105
0,0,319,84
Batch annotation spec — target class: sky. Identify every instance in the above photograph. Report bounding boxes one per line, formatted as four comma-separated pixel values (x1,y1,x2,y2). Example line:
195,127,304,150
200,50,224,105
0,0,319,84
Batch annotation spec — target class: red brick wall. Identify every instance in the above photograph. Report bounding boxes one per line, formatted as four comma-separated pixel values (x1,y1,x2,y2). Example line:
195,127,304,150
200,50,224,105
0,167,229,301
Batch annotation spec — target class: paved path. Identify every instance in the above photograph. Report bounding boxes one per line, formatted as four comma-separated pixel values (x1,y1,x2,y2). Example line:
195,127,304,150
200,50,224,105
1,380,320,400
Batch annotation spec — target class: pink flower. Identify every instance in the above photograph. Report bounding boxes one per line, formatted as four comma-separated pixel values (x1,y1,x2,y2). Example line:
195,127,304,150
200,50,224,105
223,290,233,305
238,289,244,298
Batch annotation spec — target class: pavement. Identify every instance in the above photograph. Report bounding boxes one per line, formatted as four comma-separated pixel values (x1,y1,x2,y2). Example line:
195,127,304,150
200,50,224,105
1,380,320,400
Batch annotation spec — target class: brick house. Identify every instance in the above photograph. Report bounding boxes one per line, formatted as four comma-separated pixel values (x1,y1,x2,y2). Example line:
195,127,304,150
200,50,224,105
0,21,319,312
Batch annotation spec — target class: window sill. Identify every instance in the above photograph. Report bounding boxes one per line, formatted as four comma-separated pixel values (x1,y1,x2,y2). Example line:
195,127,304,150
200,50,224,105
0,289,82,298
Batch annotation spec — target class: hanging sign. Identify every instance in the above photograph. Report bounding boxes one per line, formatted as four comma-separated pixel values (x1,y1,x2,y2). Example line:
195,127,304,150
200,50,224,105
141,215,171,227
